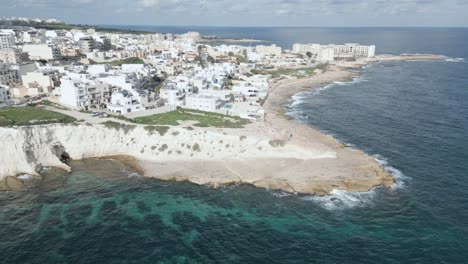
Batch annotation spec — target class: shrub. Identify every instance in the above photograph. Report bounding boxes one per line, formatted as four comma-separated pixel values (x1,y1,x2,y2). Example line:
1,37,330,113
144,125,170,136
102,121,136,134
192,143,201,152
158,144,168,152
268,139,286,148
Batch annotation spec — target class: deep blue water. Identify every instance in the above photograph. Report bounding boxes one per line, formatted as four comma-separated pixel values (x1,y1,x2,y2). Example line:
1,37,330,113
1,27,468,263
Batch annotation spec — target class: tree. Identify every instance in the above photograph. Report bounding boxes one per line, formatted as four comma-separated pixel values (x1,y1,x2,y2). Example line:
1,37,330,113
228,52,234,57
306,52,313,58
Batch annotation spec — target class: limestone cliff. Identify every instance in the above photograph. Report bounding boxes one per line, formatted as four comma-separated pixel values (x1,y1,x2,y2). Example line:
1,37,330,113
0,123,334,180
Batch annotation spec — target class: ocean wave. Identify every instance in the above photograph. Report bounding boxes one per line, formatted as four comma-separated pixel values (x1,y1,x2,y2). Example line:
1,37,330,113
289,75,368,110
302,189,377,210
290,92,309,107
269,190,293,198
299,153,410,210
127,172,143,179
446,58,465,63
334,76,368,86
373,154,410,190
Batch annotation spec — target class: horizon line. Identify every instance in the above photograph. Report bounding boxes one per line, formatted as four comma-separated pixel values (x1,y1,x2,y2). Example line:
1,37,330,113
95,24,468,29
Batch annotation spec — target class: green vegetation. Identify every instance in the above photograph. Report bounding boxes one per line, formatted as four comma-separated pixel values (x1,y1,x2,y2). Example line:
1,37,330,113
40,100,71,110
144,125,170,136
192,143,201,152
316,63,329,72
102,121,136,134
0,107,76,127
158,144,168,152
252,67,318,79
1,21,151,35
268,139,287,148
95,57,144,66
133,108,250,128
0,116,13,127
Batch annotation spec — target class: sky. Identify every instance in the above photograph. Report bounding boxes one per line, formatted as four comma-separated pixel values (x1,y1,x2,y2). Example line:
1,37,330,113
1,0,467,27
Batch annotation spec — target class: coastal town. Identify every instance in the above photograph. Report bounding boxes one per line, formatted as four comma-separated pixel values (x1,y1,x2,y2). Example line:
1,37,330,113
1,17,447,195
0,17,376,121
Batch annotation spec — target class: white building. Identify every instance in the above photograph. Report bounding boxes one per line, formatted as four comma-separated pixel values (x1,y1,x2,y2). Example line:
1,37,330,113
0,30,15,50
332,43,375,58
292,43,376,61
292,43,320,54
185,94,223,112
318,47,335,61
21,71,59,95
0,86,11,106
107,90,142,114
57,78,89,109
0,62,17,86
255,44,282,57
80,37,95,53
0,49,19,64
22,44,59,60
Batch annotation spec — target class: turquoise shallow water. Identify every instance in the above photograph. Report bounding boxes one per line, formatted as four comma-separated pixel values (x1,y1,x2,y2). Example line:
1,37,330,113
1,28,468,263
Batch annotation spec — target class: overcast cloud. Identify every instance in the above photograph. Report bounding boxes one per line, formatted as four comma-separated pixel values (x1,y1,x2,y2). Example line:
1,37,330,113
1,0,467,26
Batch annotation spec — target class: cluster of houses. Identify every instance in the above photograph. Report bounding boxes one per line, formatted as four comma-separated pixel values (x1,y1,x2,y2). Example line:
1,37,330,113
0,17,376,120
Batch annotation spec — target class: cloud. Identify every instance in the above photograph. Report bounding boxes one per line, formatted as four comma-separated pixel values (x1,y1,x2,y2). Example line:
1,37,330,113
0,0,466,26
9,0,96,8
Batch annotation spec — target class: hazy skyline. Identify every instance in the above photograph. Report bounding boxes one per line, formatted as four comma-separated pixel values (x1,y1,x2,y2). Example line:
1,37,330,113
1,0,468,27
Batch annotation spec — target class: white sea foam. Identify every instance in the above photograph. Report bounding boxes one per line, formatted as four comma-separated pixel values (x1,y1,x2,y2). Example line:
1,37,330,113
446,57,465,63
270,190,293,198
302,189,377,210
127,172,142,179
290,92,308,107
334,76,368,86
300,154,409,210
373,154,410,190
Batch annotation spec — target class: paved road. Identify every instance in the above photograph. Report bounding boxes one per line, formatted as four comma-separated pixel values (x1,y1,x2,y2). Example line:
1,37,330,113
43,106,135,125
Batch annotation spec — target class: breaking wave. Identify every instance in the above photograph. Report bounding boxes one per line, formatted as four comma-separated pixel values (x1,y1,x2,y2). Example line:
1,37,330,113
373,154,410,190
298,153,409,210
290,75,367,109
446,57,465,63
302,189,377,210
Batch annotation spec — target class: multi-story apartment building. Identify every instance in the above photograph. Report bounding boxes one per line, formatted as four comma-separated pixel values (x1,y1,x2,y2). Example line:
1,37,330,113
0,30,15,50
0,62,17,86
0,85,11,106
80,37,95,53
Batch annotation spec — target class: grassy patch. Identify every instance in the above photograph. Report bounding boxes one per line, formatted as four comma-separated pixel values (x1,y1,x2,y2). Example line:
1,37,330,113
134,108,250,128
268,139,287,148
40,100,71,110
253,67,318,79
0,115,13,126
144,125,170,136
102,121,136,134
95,57,144,66
0,107,76,127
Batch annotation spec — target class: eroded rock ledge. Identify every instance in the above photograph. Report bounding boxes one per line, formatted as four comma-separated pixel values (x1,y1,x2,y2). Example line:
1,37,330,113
0,123,393,194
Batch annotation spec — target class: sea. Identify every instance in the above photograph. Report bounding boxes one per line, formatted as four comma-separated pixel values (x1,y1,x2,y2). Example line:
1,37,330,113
1,27,467,263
